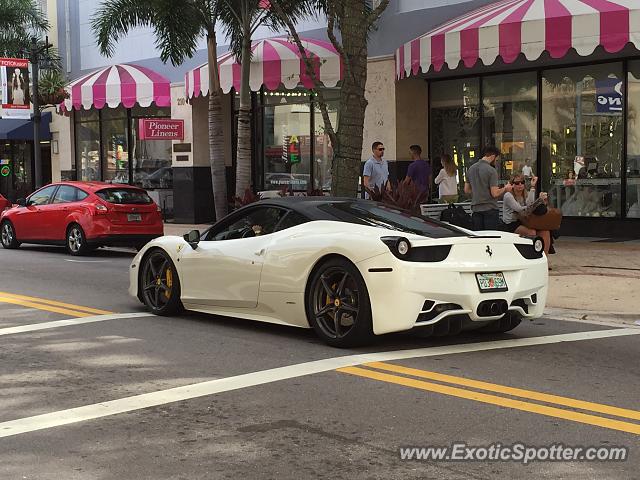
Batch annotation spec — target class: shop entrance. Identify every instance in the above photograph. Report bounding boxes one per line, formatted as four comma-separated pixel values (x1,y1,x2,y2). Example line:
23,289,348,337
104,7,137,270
0,141,33,201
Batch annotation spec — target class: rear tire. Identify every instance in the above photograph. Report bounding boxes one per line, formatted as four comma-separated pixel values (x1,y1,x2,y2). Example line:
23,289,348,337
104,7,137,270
479,312,522,333
305,257,373,348
66,224,89,256
140,249,183,316
0,221,20,249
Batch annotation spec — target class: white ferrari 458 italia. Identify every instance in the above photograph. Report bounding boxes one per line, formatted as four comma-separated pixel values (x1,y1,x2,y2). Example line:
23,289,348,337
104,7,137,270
130,197,548,347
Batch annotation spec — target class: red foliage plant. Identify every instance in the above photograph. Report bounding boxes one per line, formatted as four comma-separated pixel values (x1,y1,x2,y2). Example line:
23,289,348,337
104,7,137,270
233,187,260,208
364,179,428,216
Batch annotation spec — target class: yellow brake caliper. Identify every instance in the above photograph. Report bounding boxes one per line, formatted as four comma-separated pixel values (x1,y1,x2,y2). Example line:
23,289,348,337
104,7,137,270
164,268,173,299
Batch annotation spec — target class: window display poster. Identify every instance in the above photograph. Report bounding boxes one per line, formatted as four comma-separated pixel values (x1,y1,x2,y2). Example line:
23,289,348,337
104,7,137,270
0,58,32,119
595,79,623,114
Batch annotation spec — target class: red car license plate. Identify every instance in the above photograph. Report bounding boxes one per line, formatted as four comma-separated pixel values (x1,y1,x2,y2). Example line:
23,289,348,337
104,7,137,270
127,213,142,222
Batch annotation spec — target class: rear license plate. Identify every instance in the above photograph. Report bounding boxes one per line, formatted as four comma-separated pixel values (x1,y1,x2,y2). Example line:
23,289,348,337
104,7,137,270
127,213,142,222
476,272,508,292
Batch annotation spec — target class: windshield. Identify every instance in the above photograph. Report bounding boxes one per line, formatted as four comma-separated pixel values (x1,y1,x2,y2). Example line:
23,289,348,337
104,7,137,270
95,188,153,205
317,202,466,238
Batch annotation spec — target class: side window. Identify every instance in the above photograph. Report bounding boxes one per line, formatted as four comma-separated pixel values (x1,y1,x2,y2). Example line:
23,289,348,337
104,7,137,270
211,207,288,240
52,185,83,204
28,185,58,206
275,211,309,232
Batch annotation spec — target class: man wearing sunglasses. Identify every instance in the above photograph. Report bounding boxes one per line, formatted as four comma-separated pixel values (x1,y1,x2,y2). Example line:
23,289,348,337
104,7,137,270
464,145,513,231
363,141,389,199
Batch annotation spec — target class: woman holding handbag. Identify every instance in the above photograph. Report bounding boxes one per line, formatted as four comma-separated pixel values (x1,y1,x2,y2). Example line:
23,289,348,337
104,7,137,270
501,174,551,256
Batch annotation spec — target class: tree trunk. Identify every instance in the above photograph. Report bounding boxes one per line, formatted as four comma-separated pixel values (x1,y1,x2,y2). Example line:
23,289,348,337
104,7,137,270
235,33,253,198
207,32,228,221
330,3,370,198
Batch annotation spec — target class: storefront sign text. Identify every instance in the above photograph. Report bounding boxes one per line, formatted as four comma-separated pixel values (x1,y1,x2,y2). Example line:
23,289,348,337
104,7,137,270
1,58,32,119
139,119,184,141
596,79,623,114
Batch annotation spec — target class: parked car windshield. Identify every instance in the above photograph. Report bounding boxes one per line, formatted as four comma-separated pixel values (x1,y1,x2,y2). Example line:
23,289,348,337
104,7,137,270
317,201,467,238
96,188,153,205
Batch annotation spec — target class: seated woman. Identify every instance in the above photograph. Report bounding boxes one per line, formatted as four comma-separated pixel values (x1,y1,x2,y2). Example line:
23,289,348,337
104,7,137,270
501,174,551,256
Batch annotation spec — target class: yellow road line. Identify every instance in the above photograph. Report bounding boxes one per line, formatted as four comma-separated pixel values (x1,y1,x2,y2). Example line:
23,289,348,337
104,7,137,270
366,362,640,422
0,296,92,318
0,291,113,316
337,366,640,436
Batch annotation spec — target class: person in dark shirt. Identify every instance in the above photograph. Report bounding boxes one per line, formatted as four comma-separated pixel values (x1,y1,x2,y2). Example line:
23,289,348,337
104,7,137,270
405,145,432,198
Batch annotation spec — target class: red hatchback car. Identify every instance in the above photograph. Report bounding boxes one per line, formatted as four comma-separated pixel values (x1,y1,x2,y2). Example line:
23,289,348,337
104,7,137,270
0,194,10,212
0,182,164,255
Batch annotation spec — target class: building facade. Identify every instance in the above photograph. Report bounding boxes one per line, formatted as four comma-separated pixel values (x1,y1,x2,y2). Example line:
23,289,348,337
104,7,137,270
43,0,640,236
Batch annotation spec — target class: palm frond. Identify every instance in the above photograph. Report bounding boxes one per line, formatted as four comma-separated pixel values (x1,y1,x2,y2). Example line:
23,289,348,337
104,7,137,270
91,0,209,65
0,0,50,56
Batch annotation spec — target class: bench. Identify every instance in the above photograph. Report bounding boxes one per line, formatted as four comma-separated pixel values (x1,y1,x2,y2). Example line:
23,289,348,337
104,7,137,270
421,202,504,222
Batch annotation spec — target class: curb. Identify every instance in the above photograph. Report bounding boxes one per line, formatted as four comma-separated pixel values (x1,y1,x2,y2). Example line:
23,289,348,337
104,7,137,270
544,307,640,328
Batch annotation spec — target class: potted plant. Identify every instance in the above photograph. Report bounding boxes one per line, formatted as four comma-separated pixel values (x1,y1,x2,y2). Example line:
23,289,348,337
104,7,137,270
38,69,69,107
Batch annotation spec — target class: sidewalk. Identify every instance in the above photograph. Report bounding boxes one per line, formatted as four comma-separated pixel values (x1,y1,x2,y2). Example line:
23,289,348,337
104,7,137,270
163,222,640,322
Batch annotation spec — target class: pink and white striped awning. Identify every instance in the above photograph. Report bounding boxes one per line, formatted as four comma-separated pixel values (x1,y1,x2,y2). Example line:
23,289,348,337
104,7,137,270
396,0,640,78
185,36,342,98
60,64,171,111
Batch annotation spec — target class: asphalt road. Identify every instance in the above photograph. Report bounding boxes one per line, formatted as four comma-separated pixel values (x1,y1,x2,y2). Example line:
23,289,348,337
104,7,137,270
1,244,639,479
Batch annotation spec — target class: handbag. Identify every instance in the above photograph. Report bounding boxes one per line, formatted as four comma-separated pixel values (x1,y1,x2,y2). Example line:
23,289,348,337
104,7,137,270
520,207,563,231
440,203,473,230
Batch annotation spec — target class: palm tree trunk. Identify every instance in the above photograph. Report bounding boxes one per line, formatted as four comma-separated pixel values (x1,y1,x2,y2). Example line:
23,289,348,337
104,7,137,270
207,32,228,221
330,3,369,198
235,33,253,198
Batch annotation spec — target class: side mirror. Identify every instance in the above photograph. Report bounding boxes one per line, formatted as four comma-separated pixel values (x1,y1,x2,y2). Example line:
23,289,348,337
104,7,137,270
16,198,26,207
183,229,200,249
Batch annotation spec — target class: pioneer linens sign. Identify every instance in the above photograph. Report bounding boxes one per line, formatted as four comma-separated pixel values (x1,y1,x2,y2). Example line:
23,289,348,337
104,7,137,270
139,119,184,140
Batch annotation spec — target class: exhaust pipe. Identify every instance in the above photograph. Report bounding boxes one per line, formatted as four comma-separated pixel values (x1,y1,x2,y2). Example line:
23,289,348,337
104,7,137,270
477,300,508,318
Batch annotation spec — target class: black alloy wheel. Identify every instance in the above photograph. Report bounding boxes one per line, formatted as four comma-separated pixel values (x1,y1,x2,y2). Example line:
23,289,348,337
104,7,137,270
0,221,20,249
140,249,182,315
66,224,89,256
306,258,373,347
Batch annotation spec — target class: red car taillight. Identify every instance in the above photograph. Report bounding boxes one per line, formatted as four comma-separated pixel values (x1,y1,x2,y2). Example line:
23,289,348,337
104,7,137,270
93,203,109,215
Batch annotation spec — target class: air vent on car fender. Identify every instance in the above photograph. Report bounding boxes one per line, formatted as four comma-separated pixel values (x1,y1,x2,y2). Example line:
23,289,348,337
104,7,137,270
406,245,452,263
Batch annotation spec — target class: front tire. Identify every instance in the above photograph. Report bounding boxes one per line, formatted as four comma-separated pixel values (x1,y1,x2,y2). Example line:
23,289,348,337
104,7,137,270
66,224,89,256
140,249,183,316
1,221,20,249
306,258,373,348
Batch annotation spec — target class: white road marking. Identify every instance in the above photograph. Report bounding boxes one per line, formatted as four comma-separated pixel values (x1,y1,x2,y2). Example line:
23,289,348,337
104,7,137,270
0,327,638,438
0,313,150,336
64,259,111,263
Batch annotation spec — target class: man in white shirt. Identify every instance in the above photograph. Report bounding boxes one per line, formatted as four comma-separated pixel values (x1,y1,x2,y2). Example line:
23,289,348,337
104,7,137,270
522,159,533,179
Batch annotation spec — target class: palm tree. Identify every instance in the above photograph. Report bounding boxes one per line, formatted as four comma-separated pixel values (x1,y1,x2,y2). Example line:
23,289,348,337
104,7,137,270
0,0,49,57
218,0,311,198
271,0,390,197
92,0,229,221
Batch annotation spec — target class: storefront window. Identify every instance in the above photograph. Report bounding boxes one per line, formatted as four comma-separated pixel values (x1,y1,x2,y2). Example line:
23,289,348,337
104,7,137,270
627,61,640,218
483,72,538,184
131,107,172,190
0,142,32,200
75,118,100,181
542,64,624,218
430,78,480,198
313,89,339,191
101,107,129,184
263,91,312,191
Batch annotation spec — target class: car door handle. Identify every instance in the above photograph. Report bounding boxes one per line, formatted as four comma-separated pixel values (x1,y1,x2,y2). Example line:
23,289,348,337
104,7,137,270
255,249,265,256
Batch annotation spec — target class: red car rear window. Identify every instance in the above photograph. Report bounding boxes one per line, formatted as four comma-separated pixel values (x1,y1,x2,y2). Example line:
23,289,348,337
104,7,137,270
96,188,153,205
